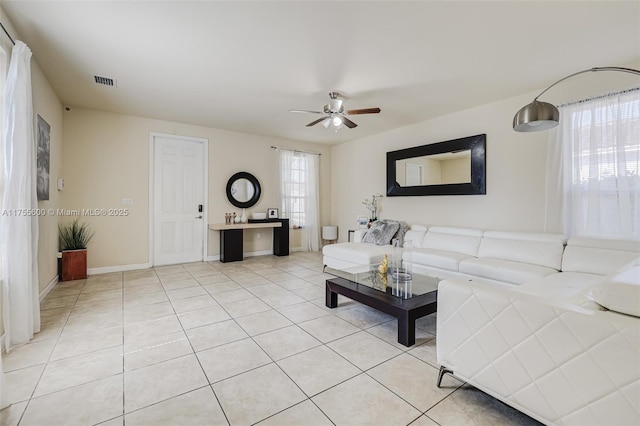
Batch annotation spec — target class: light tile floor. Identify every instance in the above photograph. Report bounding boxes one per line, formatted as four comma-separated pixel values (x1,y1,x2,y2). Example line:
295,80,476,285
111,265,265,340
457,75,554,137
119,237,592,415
2,252,541,426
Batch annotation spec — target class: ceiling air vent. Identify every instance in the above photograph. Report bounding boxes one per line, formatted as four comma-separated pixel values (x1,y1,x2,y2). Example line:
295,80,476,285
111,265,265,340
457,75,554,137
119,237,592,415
93,75,116,87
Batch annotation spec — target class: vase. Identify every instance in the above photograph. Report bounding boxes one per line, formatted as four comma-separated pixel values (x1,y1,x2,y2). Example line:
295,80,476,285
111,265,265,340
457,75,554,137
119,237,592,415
61,249,88,281
240,209,247,223
392,239,412,299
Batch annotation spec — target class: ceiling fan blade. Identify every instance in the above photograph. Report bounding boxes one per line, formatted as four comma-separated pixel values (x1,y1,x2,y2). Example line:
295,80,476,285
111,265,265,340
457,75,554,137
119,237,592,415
306,117,329,127
346,107,381,115
289,109,324,114
342,116,358,128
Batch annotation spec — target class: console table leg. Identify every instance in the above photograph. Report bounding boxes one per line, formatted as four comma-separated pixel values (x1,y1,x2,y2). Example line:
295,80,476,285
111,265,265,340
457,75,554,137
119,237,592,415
220,229,243,263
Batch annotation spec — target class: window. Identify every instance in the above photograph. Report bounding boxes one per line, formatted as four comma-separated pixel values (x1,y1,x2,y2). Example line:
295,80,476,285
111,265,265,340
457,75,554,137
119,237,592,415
278,151,309,228
559,90,640,239
275,147,320,251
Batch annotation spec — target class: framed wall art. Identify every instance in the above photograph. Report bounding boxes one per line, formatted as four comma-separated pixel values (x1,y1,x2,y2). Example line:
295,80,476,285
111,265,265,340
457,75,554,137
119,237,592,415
36,114,50,201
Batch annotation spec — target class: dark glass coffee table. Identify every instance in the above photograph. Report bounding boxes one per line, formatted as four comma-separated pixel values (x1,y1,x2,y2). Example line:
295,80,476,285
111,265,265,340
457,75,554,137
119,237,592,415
325,265,439,346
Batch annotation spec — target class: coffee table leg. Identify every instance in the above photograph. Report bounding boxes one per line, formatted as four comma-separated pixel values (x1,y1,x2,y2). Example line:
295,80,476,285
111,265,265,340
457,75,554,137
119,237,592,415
397,313,415,347
326,284,338,308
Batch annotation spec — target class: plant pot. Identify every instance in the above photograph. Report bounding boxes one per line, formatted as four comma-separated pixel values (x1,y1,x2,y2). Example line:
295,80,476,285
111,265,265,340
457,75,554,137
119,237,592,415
61,249,87,281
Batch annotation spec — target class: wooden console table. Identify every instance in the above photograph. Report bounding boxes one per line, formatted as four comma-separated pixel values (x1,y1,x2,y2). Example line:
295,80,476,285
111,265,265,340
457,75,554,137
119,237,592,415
209,219,289,262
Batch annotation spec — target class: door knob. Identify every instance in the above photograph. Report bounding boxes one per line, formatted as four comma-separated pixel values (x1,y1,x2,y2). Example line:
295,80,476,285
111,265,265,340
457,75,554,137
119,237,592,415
195,215,203,219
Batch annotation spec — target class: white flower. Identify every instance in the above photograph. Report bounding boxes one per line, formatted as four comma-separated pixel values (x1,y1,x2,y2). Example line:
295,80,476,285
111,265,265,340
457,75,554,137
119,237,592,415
362,194,383,218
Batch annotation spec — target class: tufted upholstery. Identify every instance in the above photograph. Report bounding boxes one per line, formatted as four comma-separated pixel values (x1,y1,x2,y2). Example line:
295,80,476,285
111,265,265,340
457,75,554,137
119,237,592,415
437,279,640,425
325,224,640,424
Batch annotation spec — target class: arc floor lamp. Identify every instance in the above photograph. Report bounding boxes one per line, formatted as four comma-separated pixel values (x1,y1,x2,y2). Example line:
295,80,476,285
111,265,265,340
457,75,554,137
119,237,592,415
513,66,640,132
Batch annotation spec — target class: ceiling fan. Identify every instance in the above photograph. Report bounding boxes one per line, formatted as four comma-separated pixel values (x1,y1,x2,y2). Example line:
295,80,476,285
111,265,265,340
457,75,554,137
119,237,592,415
289,92,381,129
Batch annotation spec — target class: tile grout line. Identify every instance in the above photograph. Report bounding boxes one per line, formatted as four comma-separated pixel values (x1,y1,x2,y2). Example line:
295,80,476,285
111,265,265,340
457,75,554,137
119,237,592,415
14,275,91,425
23,253,511,426
169,264,233,426
121,270,126,424
238,262,339,426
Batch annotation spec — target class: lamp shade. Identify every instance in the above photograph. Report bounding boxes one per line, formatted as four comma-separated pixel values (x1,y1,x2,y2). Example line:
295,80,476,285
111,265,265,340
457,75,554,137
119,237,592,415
513,100,559,132
322,225,338,240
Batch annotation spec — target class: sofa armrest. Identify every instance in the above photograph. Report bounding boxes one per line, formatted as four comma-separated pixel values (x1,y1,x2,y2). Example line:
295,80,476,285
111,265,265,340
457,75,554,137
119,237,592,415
436,279,640,425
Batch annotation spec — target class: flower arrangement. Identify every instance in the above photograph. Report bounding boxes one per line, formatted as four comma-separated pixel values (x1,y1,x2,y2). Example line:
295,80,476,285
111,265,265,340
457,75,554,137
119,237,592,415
362,193,383,221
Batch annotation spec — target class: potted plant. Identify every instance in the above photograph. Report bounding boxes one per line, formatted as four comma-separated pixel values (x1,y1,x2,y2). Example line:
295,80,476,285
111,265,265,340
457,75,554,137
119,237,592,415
58,218,94,281
362,194,383,224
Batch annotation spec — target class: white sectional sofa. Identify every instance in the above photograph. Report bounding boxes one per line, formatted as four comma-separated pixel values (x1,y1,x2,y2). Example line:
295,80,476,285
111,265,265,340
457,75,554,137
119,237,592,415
322,224,640,425
323,225,570,287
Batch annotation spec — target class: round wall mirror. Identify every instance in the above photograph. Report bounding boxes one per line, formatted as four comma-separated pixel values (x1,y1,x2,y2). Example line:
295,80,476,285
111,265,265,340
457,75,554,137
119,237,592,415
226,172,261,208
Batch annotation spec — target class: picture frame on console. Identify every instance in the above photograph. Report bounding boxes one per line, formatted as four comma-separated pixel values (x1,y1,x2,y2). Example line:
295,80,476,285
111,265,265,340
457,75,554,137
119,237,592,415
357,216,369,229
267,208,279,219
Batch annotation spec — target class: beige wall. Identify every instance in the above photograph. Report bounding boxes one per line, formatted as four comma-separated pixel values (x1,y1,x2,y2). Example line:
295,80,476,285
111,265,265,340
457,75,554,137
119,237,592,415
0,9,63,337
330,92,548,237
33,61,63,293
62,108,332,270
441,156,470,184
330,70,640,241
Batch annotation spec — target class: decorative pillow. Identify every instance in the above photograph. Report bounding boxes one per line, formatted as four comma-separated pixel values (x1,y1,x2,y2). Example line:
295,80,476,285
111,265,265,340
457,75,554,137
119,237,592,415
392,220,409,245
362,220,400,246
588,265,640,317
376,219,408,246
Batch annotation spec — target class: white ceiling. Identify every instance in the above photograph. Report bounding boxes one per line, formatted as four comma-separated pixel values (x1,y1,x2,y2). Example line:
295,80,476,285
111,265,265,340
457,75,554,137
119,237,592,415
2,1,639,144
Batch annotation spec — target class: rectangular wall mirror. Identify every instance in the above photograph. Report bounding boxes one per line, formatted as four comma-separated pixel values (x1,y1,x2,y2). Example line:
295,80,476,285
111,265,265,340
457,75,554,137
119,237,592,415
387,134,486,196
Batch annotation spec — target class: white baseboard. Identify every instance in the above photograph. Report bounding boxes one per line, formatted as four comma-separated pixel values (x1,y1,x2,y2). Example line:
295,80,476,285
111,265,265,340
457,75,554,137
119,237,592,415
205,250,277,262
244,250,272,258
88,262,152,275
39,274,59,302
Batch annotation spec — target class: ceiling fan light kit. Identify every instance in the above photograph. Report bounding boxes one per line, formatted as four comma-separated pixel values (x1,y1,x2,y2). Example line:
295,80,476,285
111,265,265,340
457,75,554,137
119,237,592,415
513,66,640,132
290,92,381,131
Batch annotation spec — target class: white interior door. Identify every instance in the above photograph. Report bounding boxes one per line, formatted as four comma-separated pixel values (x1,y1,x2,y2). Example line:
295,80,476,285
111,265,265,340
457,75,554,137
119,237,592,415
153,135,205,266
405,163,423,186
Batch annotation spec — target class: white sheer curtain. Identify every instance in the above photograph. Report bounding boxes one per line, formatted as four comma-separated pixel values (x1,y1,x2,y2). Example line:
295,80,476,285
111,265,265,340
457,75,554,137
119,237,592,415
545,89,640,239
0,32,7,412
275,148,320,251
302,153,320,251
1,41,40,359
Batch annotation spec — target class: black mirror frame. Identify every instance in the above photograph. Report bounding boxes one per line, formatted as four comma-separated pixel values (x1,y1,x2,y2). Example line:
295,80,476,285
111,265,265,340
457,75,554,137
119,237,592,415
226,172,262,208
386,134,486,196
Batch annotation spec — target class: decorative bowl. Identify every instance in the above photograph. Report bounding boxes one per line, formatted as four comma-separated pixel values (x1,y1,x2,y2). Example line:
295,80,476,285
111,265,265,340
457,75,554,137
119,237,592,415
252,212,267,220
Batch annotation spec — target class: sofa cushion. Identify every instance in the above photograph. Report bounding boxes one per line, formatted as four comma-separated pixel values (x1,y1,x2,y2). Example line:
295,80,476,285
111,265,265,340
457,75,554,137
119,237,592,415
323,242,391,266
588,265,640,317
362,220,400,245
478,231,566,271
404,229,427,248
515,272,603,303
459,257,558,285
422,226,483,257
410,248,474,272
562,237,640,275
